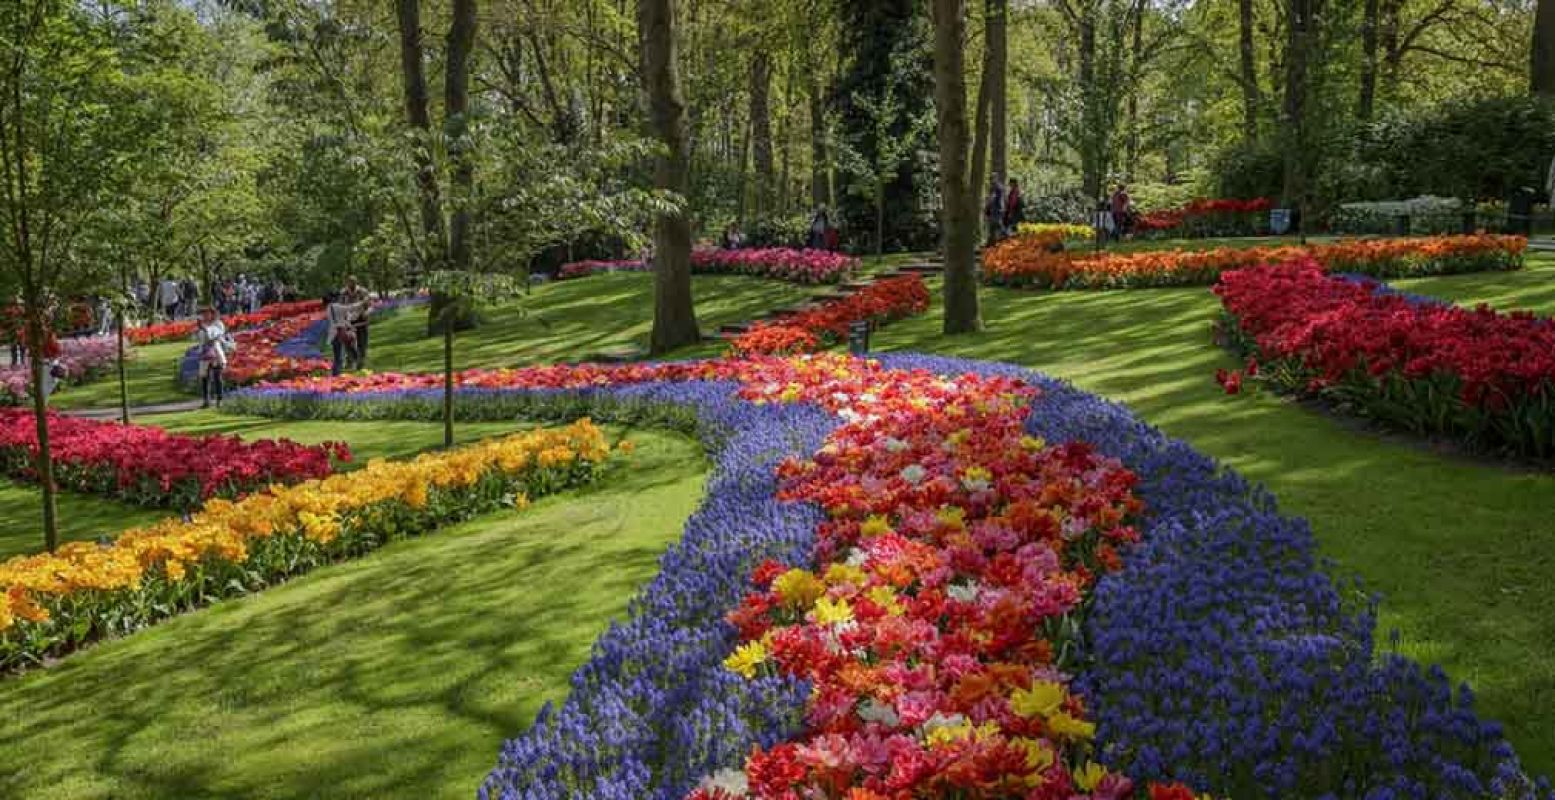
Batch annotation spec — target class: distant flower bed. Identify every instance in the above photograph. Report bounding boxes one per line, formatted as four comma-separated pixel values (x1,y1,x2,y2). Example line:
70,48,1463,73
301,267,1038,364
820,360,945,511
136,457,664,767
0,409,348,510
1215,259,1555,458
561,247,859,285
731,275,929,355
0,335,128,406
214,354,1549,798
1015,222,1096,249
0,420,612,671
128,301,322,345
984,234,1525,290
1135,196,1273,235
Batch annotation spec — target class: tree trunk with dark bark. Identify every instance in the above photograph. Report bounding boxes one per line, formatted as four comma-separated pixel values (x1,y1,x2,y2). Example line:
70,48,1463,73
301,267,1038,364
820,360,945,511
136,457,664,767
1078,15,1102,200
1283,0,1319,225
1359,0,1379,118
1239,0,1258,140
809,76,830,211
749,49,775,220
988,0,1008,184
25,314,58,552
639,0,701,354
1535,0,1555,96
445,0,477,270
931,0,982,334
395,0,446,266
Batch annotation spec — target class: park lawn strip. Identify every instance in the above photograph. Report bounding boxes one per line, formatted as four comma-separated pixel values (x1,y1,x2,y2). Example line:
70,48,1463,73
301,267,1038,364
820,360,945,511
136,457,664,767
1395,251,1555,314
0,424,705,800
361,272,816,373
0,481,165,561
871,278,1555,777
46,340,193,410
154,412,538,466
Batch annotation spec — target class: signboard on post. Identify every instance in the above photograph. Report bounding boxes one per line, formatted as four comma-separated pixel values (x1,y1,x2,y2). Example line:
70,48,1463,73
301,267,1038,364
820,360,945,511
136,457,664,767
1270,208,1292,235
847,320,871,355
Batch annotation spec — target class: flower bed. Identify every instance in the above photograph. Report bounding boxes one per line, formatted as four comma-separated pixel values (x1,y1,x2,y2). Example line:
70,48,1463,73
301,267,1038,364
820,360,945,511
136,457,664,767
0,419,613,670
128,300,322,345
0,335,128,406
1016,222,1096,250
0,409,348,510
984,234,1526,290
731,275,929,355
220,354,1545,799
1135,197,1273,236
1214,260,1555,458
561,248,859,285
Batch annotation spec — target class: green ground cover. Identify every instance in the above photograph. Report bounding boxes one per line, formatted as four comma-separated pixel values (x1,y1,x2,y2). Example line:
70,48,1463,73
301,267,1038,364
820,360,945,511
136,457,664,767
0,423,705,800
47,340,192,410
871,259,1555,774
0,482,166,561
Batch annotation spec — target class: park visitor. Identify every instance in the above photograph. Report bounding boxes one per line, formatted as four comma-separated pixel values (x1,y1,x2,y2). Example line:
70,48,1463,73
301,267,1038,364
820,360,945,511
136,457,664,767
1004,177,1025,236
193,306,231,409
157,277,182,321
339,275,371,364
807,208,830,249
983,179,1006,246
1110,183,1133,240
327,292,366,376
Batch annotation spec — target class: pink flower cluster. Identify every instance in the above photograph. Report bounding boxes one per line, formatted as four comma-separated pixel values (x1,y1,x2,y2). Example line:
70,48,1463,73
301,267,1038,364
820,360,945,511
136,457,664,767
0,336,128,406
561,248,859,285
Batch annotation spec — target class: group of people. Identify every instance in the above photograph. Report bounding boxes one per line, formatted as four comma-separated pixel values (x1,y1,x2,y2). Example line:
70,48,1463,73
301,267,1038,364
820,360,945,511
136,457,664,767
1102,183,1135,240
714,207,842,252
982,177,1027,245
325,276,372,377
132,275,290,323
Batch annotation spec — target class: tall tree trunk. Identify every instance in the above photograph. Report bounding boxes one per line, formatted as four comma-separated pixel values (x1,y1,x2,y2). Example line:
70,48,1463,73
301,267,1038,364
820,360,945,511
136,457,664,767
640,0,701,353
1077,16,1103,200
970,30,995,231
749,49,775,220
1239,0,1258,140
395,0,446,267
931,0,982,334
117,264,130,424
446,0,478,270
442,320,455,448
1359,0,1379,118
988,0,1009,184
1535,0,1555,96
1126,0,1144,180
1282,0,1318,225
809,76,830,211
25,314,58,552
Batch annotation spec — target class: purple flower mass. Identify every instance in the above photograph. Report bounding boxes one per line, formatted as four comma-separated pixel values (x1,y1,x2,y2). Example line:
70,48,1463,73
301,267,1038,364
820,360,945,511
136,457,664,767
225,355,1550,800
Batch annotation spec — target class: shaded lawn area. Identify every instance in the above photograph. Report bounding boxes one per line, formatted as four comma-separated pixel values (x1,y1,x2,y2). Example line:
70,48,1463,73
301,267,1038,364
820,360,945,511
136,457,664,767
1396,252,1555,314
873,279,1555,776
361,272,815,373
47,340,193,410
0,481,165,561
0,423,706,800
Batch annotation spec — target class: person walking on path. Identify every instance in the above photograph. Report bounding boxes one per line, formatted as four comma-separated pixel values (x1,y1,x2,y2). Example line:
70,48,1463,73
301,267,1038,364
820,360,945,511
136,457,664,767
157,278,182,322
339,275,371,365
1003,178,1025,237
327,292,367,376
193,306,230,409
807,208,830,250
1110,184,1133,240
984,180,1007,247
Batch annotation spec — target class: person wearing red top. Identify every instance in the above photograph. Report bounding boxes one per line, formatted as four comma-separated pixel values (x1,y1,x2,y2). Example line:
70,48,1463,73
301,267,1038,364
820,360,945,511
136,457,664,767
1110,184,1133,239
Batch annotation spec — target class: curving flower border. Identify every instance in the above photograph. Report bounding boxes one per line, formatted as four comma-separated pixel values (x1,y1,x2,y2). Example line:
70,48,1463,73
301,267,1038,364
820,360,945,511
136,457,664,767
223,354,1549,800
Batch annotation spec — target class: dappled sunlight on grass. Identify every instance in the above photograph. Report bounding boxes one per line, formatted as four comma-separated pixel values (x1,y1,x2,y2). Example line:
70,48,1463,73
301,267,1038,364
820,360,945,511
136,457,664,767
1397,252,1555,315
0,426,707,800
0,482,166,561
875,279,1555,774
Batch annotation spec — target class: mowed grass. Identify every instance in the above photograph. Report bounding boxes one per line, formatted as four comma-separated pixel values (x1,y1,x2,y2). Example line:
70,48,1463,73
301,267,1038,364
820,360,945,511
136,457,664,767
47,340,193,410
361,272,816,373
0,481,166,561
0,423,707,800
872,273,1555,776
1396,251,1555,314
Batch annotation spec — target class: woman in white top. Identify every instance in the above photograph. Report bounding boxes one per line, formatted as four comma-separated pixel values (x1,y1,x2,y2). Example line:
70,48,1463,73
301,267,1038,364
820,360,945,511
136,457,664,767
193,306,229,408
327,294,367,376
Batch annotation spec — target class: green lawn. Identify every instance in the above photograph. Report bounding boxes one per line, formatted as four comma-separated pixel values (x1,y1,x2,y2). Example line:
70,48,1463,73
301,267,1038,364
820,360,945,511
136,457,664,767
0,481,166,561
361,272,815,373
48,340,193,410
0,423,706,800
872,273,1555,776
1396,251,1555,314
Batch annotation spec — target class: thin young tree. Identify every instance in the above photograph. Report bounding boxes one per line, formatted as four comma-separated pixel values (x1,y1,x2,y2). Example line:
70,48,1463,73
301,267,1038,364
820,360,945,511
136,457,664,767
1535,0,1555,96
929,0,983,334
639,0,701,354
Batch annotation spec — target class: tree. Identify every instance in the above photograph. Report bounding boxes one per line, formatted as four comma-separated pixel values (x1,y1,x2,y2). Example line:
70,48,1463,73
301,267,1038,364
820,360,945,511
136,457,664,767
446,0,477,270
0,2,144,551
395,0,445,269
988,0,1009,183
1239,0,1258,139
836,45,934,255
929,0,982,335
639,0,700,355
1536,0,1555,96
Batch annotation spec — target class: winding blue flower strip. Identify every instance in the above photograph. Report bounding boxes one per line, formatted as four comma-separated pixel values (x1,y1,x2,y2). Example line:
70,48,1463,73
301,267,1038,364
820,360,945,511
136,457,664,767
227,356,1548,800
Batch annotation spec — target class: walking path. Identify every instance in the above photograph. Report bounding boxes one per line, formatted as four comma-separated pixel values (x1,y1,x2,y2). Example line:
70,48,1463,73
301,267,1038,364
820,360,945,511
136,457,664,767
61,399,204,420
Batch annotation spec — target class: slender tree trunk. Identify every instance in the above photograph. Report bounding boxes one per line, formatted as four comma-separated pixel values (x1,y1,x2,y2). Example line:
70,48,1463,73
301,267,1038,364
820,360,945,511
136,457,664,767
1283,0,1318,225
1535,0,1555,96
640,0,701,353
970,30,995,233
1359,0,1379,118
931,0,982,334
809,76,830,210
1239,0,1258,140
1126,0,1143,180
395,0,446,266
117,310,129,425
443,320,455,448
876,178,886,256
1077,16,1103,200
446,0,478,269
25,314,58,551
989,0,1008,184
749,49,775,220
